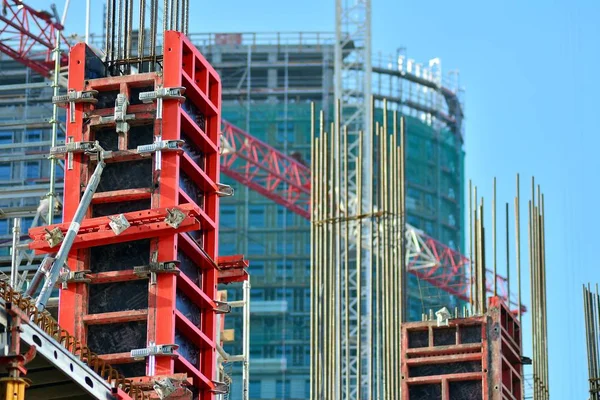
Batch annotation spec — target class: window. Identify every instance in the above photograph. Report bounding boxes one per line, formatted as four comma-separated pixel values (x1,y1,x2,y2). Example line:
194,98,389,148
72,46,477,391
448,188,455,199
0,132,12,144
0,163,11,181
304,262,311,277
276,240,293,255
425,221,434,234
250,348,262,359
425,194,434,210
249,380,261,398
20,217,33,233
276,288,293,304
407,215,420,227
220,205,236,226
250,289,264,301
303,289,310,311
248,242,265,255
408,136,420,155
275,262,293,279
448,214,456,227
276,380,291,398
0,219,7,235
305,379,310,397
249,262,265,277
426,140,434,159
276,122,295,142
248,206,265,228
24,130,41,142
276,209,294,227
219,240,236,255
25,161,40,180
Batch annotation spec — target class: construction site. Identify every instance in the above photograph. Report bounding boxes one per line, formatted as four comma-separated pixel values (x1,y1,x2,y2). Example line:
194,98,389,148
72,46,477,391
0,0,594,399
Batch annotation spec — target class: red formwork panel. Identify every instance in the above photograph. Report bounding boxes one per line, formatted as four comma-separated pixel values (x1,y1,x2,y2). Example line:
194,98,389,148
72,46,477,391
401,297,522,400
29,31,223,399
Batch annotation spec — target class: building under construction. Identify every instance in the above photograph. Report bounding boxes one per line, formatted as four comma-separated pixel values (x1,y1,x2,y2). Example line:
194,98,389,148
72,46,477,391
0,1,557,400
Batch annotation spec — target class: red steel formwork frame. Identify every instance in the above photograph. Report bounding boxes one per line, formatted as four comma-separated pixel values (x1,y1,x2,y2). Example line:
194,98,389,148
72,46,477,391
0,0,70,77
29,31,225,399
401,296,523,400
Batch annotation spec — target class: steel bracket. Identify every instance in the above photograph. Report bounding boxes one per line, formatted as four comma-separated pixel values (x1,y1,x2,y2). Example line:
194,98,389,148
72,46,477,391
130,343,179,360
133,260,180,277
139,86,186,119
216,183,234,197
50,141,97,159
99,93,134,133
137,139,185,155
213,300,231,314
57,269,91,289
44,227,64,248
153,377,176,399
52,89,99,123
210,381,229,394
108,213,131,235
165,208,186,229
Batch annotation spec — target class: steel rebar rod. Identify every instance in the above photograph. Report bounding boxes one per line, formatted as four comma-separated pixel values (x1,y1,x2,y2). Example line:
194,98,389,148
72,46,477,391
343,124,350,400
309,104,315,400
469,179,473,312
516,174,522,324
138,0,146,70
493,177,497,296
356,130,363,399
400,115,407,324
506,202,510,307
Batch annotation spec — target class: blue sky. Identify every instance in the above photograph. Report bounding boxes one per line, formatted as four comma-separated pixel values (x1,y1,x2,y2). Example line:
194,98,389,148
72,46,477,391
29,0,599,397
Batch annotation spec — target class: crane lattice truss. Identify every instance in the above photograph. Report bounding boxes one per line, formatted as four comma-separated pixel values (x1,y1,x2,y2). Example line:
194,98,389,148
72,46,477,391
0,0,516,311
334,0,373,396
0,0,70,77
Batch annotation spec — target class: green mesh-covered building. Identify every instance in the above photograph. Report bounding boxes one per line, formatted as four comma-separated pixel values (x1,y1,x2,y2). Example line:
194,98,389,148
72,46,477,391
193,33,465,400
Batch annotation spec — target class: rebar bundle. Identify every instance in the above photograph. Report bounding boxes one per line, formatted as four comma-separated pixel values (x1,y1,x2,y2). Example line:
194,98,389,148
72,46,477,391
310,100,406,399
104,0,189,74
529,181,550,400
583,284,600,399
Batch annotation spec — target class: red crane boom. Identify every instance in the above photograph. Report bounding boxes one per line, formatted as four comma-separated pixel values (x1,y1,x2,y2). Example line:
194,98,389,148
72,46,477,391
0,0,70,77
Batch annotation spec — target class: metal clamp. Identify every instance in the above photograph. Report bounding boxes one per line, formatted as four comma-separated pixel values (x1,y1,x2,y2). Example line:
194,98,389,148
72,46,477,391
52,89,99,123
133,261,180,278
130,343,178,360
57,269,91,289
114,93,134,133
435,307,451,327
139,86,186,119
213,300,231,314
165,208,186,229
108,214,130,235
210,381,229,395
137,139,185,154
50,141,98,159
44,227,64,248
99,94,134,133
153,378,177,399
216,183,234,197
